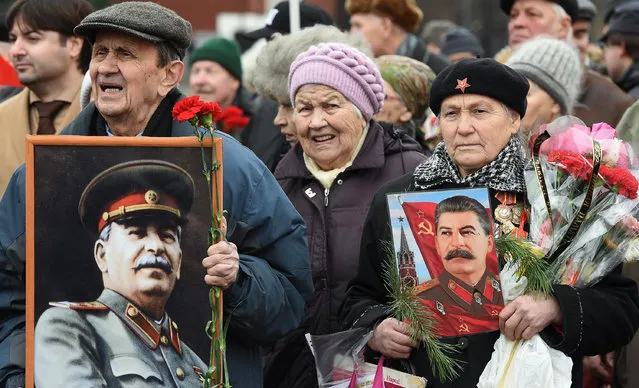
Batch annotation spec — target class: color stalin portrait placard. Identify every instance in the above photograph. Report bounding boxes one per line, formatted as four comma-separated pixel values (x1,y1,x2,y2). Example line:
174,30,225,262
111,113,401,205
387,187,504,337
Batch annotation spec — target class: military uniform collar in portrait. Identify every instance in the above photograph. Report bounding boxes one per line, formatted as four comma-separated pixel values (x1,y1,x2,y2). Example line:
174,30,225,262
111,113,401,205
417,269,505,337
38,289,207,386
51,289,184,354
419,269,504,316
101,289,182,353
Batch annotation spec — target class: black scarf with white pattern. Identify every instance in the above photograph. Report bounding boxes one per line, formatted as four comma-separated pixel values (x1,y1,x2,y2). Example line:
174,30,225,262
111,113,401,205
413,136,527,193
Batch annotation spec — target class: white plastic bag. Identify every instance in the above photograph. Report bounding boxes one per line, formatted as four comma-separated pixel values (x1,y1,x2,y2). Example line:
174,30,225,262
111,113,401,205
477,262,572,388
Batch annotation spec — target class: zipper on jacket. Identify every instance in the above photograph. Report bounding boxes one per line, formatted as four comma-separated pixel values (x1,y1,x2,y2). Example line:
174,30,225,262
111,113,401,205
324,188,330,207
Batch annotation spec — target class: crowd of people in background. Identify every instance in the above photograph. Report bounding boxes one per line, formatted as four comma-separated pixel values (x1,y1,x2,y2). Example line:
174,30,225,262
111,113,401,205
1,0,639,387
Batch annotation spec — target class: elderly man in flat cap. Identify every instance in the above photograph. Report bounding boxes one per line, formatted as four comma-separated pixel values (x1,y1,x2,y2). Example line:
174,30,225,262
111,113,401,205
35,160,208,387
0,3,312,388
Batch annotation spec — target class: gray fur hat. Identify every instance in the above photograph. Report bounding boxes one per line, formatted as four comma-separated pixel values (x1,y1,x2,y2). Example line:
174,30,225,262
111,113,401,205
252,25,371,104
74,2,192,60
506,37,583,115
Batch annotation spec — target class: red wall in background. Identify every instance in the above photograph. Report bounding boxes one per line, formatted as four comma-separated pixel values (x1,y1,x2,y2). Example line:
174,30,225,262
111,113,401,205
112,0,336,30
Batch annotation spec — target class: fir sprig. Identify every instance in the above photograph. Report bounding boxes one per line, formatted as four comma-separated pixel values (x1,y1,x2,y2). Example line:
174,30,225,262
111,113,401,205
381,242,463,382
494,235,552,296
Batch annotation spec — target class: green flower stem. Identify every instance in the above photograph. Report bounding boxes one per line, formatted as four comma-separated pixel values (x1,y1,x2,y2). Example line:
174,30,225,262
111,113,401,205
210,129,224,243
208,129,231,388
193,124,228,387
209,131,226,386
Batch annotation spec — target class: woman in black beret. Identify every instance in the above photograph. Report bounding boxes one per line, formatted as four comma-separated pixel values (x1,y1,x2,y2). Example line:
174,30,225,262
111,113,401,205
339,58,639,388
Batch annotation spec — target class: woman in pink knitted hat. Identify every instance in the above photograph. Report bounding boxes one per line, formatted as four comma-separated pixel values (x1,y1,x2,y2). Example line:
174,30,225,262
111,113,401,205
269,42,427,387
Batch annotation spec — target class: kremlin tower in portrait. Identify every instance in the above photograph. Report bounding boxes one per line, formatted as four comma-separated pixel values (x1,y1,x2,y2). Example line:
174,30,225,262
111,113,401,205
397,217,418,286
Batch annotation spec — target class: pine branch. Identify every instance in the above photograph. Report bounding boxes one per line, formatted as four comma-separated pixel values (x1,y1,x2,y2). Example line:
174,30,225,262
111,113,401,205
494,235,552,295
380,241,463,382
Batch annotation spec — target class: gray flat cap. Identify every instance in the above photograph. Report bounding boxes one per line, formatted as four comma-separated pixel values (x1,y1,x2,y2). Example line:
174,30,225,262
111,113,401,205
577,0,597,21
74,1,192,59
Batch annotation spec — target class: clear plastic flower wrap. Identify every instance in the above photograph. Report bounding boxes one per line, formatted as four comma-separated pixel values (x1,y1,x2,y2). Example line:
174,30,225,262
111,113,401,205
525,118,639,287
557,205,639,287
479,117,639,388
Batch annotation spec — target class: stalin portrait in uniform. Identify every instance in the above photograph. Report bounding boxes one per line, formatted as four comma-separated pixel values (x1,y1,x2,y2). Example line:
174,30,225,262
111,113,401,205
417,195,504,337
34,160,208,387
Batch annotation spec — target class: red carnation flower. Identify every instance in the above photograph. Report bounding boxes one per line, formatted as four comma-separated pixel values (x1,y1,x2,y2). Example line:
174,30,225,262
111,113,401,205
218,106,250,134
548,151,592,180
548,150,639,199
600,166,639,199
201,101,223,121
600,165,617,185
219,106,244,120
223,115,250,129
172,96,204,122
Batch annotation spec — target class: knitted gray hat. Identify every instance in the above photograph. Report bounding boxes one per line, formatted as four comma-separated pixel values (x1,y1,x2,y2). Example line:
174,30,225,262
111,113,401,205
506,37,582,114
74,2,192,60
440,27,484,57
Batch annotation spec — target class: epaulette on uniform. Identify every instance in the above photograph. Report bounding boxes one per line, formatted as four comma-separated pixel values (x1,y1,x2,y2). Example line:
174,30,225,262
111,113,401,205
415,277,440,294
48,301,108,310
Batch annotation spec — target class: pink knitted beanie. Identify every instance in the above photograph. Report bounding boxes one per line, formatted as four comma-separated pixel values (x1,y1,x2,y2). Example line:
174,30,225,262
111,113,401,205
288,43,386,120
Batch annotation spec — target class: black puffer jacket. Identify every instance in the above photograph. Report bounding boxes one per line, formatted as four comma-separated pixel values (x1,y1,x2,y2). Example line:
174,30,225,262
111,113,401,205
616,63,639,100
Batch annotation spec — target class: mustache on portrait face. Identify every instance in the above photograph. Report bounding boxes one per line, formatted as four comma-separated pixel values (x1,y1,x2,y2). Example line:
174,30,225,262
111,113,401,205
444,248,475,261
133,254,173,274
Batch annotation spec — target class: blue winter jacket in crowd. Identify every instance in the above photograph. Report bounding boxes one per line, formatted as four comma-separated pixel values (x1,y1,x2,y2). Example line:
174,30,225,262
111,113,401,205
0,166,26,388
0,95,314,387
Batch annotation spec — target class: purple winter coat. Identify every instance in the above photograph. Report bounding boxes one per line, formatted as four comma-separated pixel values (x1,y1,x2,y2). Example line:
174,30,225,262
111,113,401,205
274,121,427,334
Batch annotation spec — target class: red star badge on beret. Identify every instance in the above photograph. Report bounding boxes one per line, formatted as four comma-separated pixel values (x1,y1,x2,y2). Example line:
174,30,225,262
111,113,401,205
455,78,471,93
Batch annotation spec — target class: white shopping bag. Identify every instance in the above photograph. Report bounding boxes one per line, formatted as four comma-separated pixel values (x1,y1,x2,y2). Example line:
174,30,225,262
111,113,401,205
477,263,572,388
478,334,572,388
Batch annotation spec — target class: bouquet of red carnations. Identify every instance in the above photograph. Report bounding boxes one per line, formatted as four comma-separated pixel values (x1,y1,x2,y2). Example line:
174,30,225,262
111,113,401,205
525,118,639,288
480,117,639,388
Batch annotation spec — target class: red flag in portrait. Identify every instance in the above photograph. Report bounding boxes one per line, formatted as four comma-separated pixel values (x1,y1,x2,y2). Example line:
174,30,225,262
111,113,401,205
401,201,441,277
